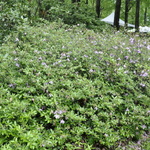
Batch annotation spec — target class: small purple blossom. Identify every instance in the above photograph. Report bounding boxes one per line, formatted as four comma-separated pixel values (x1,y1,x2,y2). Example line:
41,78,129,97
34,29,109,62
130,59,136,63
49,81,53,84
54,110,66,115
34,50,40,54
94,51,103,54
60,119,65,124
15,63,20,67
94,107,98,110
14,58,18,61
140,71,148,77
54,114,60,119
141,125,146,129
9,83,16,88
124,71,128,74
136,50,141,53
147,110,150,114
84,55,88,58
41,62,47,66
89,69,95,73
15,38,19,42
124,56,129,59
110,53,115,57
61,53,66,57
39,57,42,60
129,38,135,44
139,83,145,87
117,58,121,61
67,58,70,61
48,94,53,97
125,108,129,112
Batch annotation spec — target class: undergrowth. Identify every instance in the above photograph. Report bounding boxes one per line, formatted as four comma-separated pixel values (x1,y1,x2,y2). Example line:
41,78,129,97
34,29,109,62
0,21,150,149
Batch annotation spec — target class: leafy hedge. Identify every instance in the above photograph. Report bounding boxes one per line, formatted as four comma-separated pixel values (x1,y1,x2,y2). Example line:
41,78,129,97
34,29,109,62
0,22,150,149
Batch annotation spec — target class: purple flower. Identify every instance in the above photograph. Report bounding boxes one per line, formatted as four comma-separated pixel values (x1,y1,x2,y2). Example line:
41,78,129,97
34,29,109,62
15,38,19,42
110,54,115,57
139,83,145,87
15,63,20,67
125,108,129,112
129,38,135,44
39,57,42,60
48,94,53,97
136,50,141,53
147,110,150,114
60,119,65,124
94,107,98,110
42,62,47,66
14,58,18,61
9,83,16,88
141,125,146,129
49,81,53,84
124,71,128,74
54,110,66,115
84,55,88,58
61,53,66,57
124,56,129,59
54,114,60,119
117,58,121,61
140,71,148,77
89,69,95,73
94,51,99,54
130,59,136,63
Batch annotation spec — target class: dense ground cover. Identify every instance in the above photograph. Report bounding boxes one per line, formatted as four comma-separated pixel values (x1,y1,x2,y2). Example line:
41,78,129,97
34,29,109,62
0,22,150,150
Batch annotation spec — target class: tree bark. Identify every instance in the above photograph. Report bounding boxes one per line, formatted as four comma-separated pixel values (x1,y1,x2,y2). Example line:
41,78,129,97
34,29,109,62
125,0,129,29
114,0,122,30
135,0,140,32
96,0,101,18
144,7,147,25
72,0,80,3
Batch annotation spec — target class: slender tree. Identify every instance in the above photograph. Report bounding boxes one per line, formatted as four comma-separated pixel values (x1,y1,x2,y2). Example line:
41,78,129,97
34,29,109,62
135,0,140,32
96,0,101,18
114,0,122,30
125,0,129,28
72,0,80,3
144,7,147,24
125,0,135,28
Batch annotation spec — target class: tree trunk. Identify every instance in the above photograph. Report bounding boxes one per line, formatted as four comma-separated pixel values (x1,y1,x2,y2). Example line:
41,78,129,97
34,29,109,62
72,0,80,3
125,0,129,29
114,0,122,30
135,0,140,32
96,0,101,18
144,7,147,25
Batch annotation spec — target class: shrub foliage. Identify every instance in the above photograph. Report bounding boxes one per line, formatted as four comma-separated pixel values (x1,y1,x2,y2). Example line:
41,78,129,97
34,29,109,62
0,22,150,149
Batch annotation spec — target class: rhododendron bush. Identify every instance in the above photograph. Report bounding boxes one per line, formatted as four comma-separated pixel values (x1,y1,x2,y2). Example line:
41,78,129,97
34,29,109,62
0,22,150,149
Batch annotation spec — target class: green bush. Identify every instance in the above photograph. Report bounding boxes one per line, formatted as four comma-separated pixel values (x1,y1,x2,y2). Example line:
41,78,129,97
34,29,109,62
0,22,150,149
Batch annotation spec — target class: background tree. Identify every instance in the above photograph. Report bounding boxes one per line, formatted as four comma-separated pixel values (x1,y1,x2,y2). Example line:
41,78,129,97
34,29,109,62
114,0,122,30
72,0,80,3
85,0,88,4
144,7,147,24
96,0,101,18
124,0,134,28
135,0,140,32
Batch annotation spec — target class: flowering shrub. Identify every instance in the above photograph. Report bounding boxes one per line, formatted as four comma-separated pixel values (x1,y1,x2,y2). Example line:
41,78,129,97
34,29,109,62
0,22,150,149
